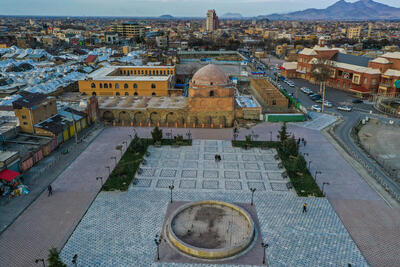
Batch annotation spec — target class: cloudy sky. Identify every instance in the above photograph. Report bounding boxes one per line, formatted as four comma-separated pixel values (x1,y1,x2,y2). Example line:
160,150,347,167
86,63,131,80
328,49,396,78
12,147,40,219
1,0,400,17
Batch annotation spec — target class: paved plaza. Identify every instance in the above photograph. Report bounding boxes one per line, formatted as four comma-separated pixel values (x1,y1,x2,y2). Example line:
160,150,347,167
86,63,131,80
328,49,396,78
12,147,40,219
61,140,367,266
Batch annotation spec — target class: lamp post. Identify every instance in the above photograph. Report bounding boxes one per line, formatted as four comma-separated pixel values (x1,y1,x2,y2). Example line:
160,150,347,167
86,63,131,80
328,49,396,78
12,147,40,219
105,166,111,175
261,242,269,264
270,131,272,141
72,254,78,267
35,259,45,267
168,185,175,203
315,171,322,184
154,234,162,261
250,187,256,206
111,156,117,165
322,182,330,195
96,176,103,186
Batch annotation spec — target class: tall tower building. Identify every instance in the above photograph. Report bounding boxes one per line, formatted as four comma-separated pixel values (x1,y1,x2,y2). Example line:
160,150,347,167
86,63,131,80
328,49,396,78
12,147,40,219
368,23,373,39
206,10,219,32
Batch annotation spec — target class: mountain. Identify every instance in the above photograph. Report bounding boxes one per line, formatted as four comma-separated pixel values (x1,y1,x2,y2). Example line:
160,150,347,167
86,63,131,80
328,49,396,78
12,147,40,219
265,0,400,20
221,13,243,19
159,14,174,19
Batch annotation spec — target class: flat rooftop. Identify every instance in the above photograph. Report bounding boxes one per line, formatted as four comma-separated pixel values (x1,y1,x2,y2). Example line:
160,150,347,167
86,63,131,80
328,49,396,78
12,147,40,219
98,96,188,110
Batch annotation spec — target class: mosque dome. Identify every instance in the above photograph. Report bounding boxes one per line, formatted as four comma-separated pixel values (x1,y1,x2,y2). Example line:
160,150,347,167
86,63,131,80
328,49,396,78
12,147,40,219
191,64,229,86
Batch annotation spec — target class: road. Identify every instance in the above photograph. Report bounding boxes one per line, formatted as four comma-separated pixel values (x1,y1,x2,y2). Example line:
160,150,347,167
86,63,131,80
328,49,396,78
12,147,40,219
240,50,400,202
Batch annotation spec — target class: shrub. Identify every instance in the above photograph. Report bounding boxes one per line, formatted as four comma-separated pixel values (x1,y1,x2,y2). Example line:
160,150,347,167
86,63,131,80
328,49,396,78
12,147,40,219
48,248,66,267
151,126,163,143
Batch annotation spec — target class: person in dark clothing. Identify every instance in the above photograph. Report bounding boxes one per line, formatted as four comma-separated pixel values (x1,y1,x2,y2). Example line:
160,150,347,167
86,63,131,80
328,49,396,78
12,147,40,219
303,140,307,146
48,185,53,197
302,203,307,213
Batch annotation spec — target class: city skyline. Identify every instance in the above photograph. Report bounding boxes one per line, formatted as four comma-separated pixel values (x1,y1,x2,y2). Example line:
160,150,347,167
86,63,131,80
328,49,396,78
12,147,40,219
2,0,400,17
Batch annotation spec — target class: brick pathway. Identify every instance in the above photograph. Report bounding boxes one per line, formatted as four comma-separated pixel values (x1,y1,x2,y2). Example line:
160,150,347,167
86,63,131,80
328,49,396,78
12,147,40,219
0,127,133,267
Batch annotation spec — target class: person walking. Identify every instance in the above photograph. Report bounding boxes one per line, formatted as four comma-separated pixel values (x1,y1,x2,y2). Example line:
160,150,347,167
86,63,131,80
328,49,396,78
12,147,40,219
48,185,53,197
302,203,307,213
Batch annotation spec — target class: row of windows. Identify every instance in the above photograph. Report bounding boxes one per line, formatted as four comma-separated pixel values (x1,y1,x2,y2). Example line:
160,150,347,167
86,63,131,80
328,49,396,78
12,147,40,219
92,92,156,96
91,83,156,89
119,69,173,76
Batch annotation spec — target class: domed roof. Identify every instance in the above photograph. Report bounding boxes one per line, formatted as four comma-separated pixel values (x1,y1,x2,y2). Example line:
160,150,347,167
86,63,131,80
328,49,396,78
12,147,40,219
191,64,229,86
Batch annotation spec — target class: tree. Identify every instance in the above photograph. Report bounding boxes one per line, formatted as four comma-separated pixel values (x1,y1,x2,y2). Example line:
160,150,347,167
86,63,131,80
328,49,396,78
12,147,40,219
310,58,335,112
151,126,163,143
277,122,289,144
48,248,67,267
284,135,299,157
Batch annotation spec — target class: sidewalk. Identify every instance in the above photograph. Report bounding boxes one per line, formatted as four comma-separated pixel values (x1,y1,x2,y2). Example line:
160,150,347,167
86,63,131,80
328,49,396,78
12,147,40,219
0,127,132,267
0,124,104,233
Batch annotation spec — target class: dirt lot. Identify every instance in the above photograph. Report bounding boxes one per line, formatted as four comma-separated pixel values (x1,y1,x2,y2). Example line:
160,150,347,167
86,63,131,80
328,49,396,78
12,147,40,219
358,119,400,175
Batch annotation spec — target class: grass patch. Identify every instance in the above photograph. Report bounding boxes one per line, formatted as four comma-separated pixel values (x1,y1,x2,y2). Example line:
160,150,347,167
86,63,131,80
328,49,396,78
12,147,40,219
102,138,191,191
232,140,323,197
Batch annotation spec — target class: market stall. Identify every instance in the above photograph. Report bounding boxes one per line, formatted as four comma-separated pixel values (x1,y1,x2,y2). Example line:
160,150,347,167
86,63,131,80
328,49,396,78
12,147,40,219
0,169,29,199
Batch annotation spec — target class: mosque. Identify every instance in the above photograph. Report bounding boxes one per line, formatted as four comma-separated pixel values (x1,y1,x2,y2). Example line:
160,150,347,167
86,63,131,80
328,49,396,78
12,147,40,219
97,64,261,128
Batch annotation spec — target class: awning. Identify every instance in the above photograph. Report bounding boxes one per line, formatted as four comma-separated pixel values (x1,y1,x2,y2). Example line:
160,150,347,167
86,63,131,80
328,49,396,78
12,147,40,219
349,86,371,94
0,169,20,182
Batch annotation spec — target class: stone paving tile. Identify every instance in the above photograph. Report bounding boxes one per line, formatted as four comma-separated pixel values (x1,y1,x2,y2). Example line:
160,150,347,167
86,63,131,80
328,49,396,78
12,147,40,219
181,170,197,178
156,179,174,189
135,179,152,187
202,180,219,190
159,169,177,178
224,171,240,179
247,182,266,191
182,161,198,169
61,190,368,267
225,181,243,190
245,172,262,180
179,180,196,189
268,172,285,181
271,183,289,191
203,170,219,179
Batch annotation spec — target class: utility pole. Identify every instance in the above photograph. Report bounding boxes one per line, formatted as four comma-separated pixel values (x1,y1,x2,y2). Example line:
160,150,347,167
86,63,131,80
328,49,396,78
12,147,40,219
322,82,326,112
71,112,78,144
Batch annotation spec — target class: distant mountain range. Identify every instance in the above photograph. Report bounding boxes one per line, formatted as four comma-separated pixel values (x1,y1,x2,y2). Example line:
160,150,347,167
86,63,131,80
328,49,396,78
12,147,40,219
263,0,400,20
221,13,243,19
159,14,174,19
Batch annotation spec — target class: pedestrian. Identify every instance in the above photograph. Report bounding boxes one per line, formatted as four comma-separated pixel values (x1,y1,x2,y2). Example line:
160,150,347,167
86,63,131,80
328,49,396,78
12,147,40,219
304,140,307,147
48,185,53,197
214,154,218,162
302,203,307,213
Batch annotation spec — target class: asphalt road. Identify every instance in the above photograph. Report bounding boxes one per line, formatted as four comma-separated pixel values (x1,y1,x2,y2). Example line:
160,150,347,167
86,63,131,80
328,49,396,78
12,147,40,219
241,52,400,201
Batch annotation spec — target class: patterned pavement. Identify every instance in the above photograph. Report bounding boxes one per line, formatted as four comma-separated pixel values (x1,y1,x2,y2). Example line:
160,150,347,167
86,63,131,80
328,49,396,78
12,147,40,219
61,141,367,267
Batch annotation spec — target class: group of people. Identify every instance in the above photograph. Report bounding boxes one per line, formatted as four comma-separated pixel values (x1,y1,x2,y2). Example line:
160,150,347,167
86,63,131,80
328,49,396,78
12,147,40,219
214,154,222,162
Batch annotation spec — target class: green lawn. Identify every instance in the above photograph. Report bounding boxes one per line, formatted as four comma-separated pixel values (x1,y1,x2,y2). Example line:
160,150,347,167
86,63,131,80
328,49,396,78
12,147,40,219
232,140,323,197
102,138,191,191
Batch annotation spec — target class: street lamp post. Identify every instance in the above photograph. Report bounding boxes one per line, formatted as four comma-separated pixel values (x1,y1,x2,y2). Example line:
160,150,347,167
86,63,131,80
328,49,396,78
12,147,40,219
270,131,272,141
168,185,175,203
72,254,78,267
35,259,45,267
322,182,330,195
250,187,256,206
96,176,103,186
154,234,162,261
315,171,322,184
261,242,269,264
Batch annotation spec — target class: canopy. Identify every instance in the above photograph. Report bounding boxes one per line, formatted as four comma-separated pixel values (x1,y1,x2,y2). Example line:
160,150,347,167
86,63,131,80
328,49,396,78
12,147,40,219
0,169,20,182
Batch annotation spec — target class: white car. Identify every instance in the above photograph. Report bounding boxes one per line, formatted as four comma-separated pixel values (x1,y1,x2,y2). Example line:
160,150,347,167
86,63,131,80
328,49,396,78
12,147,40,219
300,87,311,94
337,105,352,112
324,101,333,107
311,105,322,112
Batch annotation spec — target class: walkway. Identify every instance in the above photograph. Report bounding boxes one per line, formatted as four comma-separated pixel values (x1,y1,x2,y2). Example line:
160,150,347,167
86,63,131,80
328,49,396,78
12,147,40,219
236,122,400,267
0,127,132,267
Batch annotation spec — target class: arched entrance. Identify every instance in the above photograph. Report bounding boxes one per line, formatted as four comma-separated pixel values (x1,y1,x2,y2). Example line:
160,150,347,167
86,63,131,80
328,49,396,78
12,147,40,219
119,111,131,124
166,112,177,124
134,112,147,124
150,112,162,124
103,111,115,122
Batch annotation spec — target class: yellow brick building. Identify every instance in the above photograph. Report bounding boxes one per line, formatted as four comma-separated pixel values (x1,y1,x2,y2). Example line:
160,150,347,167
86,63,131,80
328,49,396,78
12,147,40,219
79,66,176,97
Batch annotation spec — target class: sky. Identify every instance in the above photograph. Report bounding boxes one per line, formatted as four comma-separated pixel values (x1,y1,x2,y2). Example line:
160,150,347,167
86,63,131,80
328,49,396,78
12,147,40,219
1,0,400,17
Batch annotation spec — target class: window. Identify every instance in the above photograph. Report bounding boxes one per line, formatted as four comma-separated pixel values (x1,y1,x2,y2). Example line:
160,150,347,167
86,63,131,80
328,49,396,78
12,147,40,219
167,70,170,75
152,92,156,96
115,83,119,89
130,70,133,75
272,100,276,105
124,83,129,89
92,92,96,96
363,78,368,85
100,83,103,88
23,122,28,125
151,83,156,89
209,90,214,97
116,92,120,96
133,83,137,89
371,78,377,85
109,83,112,88
145,70,148,75
141,70,144,75
22,115,27,119
153,70,155,75
134,70,137,75
338,70,343,77
104,83,108,88
91,83,96,88
353,75,360,84
210,82,213,86
125,92,129,96
134,92,138,96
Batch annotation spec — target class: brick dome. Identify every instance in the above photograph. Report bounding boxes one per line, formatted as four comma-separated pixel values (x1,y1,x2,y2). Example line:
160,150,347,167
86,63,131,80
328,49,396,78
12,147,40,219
191,64,229,86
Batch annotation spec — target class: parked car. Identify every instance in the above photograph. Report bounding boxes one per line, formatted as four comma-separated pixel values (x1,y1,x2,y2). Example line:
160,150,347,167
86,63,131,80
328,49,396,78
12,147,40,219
300,87,311,94
315,99,323,103
337,105,352,112
311,105,322,112
324,101,333,107
311,95,322,101
352,99,363,104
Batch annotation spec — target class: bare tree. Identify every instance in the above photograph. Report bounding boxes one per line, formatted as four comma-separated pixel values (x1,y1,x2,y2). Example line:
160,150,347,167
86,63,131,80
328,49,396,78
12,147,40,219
310,58,335,112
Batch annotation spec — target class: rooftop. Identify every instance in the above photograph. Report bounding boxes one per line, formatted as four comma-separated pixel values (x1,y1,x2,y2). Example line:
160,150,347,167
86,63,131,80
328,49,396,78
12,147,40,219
12,92,47,109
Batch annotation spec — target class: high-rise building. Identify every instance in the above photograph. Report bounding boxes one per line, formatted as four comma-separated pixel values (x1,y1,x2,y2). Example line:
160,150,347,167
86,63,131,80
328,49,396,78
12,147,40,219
347,26,361,39
112,22,145,39
367,23,373,38
206,9,219,32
